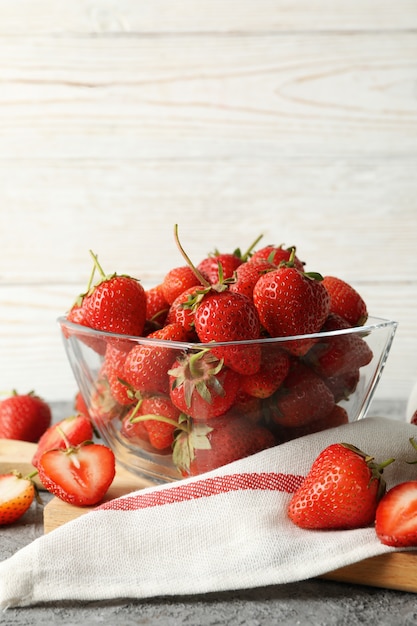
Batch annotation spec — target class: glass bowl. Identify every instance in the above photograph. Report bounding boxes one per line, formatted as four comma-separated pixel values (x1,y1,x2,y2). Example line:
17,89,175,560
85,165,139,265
58,315,397,485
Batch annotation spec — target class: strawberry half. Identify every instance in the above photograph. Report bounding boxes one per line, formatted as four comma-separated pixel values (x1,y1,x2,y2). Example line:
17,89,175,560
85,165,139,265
0,472,37,525
375,481,417,547
37,442,116,507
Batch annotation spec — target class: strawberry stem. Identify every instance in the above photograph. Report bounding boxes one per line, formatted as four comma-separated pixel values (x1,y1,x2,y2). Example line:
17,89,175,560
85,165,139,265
89,250,106,280
131,414,187,432
173,224,211,289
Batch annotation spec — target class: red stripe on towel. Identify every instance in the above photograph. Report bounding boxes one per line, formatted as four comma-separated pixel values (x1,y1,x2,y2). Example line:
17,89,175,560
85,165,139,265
96,472,305,512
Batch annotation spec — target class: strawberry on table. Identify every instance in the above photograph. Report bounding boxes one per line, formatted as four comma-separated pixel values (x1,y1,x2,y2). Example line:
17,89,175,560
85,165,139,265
0,390,52,443
0,471,39,525
37,441,116,507
32,413,94,469
288,443,394,530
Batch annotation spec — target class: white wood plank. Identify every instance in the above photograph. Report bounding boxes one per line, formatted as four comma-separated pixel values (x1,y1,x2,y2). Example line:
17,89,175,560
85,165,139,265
0,159,416,284
1,34,416,159
2,1,417,34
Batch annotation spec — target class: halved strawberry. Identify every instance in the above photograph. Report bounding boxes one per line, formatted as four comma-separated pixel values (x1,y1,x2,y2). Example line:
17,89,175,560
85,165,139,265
37,442,116,507
32,413,94,469
375,481,417,547
0,472,37,525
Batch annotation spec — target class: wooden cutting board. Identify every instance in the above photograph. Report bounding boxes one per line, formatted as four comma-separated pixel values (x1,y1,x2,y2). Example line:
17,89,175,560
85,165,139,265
2,438,417,593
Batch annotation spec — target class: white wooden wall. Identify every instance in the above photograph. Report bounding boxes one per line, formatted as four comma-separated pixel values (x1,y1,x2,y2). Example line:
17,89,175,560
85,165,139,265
1,1,416,407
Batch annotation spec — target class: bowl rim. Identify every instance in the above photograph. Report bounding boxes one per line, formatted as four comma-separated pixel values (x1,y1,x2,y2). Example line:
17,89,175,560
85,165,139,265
57,315,398,350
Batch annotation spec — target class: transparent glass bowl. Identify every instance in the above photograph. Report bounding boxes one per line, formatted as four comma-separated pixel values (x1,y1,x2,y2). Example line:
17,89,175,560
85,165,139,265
58,315,397,485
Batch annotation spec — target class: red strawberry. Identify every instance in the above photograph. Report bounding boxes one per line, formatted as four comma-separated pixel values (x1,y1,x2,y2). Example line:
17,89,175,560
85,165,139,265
305,313,373,379
323,369,361,403
123,322,189,396
196,234,263,286
0,391,51,443
253,252,330,355
162,265,200,304
322,275,368,327
268,361,335,428
37,441,116,507
254,260,330,342
161,265,202,305
129,396,181,451
276,404,349,444
194,290,262,375
74,391,90,418
173,413,276,476
250,244,304,271
81,251,147,338
375,481,417,547
0,472,37,525
197,252,243,285
169,350,241,421
229,258,276,300
144,284,169,329
240,346,290,399
32,413,94,469
166,284,205,335
173,225,262,374
103,343,136,406
288,443,394,530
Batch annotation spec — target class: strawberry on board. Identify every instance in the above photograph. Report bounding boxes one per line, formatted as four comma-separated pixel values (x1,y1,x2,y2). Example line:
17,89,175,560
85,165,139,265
252,249,330,356
375,481,417,547
37,441,116,507
32,413,94,469
288,443,394,530
376,437,417,547
0,472,38,525
0,390,52,443
322,275,368,327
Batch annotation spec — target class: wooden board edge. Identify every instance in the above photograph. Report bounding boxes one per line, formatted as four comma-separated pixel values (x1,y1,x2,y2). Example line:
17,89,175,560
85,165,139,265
320,551,417,593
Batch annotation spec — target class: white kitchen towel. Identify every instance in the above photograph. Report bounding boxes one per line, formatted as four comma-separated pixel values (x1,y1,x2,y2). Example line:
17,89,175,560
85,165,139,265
1,416,417,608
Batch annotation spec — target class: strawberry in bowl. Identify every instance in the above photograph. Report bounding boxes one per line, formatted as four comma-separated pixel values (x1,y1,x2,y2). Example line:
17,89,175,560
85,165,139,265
57,227,398,485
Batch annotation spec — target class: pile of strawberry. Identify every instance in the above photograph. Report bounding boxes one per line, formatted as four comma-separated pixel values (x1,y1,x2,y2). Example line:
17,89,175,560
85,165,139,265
63,225,373,477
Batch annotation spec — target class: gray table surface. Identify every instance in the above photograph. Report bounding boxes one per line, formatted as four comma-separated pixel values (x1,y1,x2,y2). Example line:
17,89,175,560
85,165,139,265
1,399,416,626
